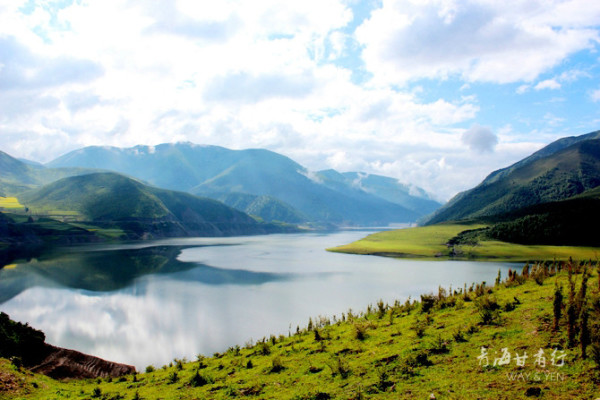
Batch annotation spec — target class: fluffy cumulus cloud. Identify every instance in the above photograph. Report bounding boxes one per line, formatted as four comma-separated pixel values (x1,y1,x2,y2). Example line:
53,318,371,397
461,124,498,153
356,0,600,85
0,0,598,200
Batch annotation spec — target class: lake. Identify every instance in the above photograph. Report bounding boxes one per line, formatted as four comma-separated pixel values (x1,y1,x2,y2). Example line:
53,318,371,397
0,230,518,370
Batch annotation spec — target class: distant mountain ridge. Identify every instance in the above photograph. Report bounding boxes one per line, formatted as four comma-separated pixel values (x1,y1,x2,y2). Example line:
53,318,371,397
48,143,440,226
207,192,308,223
424,130,600,225
315,170,441,216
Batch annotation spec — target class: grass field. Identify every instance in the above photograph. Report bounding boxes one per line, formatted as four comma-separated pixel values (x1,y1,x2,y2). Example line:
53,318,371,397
328,224,600,262
1,264,599,399
0,197,24,210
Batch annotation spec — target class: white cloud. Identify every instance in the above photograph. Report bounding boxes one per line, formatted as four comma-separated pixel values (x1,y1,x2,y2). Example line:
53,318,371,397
355,0,600,85
461,124,498,153
534,79,561,90
591,88,600,102
516,84,530,94
0,0,597,202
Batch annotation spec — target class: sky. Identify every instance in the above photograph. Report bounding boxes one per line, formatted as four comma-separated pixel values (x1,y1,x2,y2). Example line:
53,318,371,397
1,0,599,201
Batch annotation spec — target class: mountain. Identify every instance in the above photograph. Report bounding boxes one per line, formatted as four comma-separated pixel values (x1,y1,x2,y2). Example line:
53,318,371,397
424,132,600,225
481,130,600,186
208,192,308,223
18,172,288,239
0,150,95,196
48,143,438,225
315,170,442,216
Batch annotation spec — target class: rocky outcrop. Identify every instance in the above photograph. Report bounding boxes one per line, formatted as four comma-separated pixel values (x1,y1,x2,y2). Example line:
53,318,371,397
31,344,135,380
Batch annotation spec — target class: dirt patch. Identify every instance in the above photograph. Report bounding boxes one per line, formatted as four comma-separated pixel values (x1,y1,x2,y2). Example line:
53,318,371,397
31,344,135,380
0,368,24,394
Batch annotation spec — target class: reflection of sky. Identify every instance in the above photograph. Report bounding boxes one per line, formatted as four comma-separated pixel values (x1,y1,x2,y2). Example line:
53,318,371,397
0,231,517,370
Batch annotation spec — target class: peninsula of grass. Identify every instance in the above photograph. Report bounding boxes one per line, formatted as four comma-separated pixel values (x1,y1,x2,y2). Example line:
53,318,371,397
2,261,600,399
328,224,600,262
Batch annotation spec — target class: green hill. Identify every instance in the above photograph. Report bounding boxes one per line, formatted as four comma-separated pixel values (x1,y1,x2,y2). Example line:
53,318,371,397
209,192,308,223
48,143,436,225
424,133,600,225
0,150,97,196
17,172,288,239
472,186,600,247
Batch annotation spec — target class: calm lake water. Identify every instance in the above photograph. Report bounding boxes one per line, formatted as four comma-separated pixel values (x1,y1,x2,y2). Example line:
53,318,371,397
0,230,517,370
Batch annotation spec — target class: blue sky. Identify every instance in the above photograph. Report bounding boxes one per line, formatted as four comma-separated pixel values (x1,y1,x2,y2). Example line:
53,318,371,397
1,0,599,200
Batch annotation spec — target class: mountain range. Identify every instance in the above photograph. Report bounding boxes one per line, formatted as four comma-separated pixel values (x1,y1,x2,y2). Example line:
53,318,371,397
0,143,441,247
47,143,441,225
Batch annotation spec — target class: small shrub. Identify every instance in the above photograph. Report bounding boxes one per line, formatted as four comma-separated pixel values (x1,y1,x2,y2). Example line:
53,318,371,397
314,328,323,342
503,298,519,312
354,323,368,341
479,308,501,325
92,387,102,398
405,350,432,367
258,341,271,355
328,356,351,378
467,324,480,334
476,295,502,325
428,335,450,354
145,365,155,373
376,367,393,391
246,359,254,369
553,283,564,332
377,299,387,319
411,318,427,338
474,282,489,297
10,356,22,369
168,371,179,384
270,356,285,373
420,294,436,313
438,296,456,309
534,273,545,286
189,370,211,387
453,329,467,343
397,363,417,377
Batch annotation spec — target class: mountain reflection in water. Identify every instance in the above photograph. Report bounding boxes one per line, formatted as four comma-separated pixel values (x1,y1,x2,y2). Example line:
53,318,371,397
0,244,296,304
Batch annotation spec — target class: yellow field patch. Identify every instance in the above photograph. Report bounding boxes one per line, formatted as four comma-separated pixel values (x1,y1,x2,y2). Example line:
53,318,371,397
0,197,24,209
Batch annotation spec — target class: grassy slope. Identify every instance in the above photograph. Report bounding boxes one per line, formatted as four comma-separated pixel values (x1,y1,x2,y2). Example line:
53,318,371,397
328,224,600,262
18,173,171,221
2,266,599,399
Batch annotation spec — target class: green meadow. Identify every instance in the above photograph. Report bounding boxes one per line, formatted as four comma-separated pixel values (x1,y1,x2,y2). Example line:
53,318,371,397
328,224,600,262
2,262,600,399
